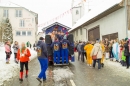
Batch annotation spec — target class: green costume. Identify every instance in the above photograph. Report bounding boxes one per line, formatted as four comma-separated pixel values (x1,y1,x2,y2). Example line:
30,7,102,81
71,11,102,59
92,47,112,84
122,51,126,62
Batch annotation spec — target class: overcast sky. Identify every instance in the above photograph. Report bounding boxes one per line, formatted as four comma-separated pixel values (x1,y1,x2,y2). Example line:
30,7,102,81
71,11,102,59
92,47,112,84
1,0,122,32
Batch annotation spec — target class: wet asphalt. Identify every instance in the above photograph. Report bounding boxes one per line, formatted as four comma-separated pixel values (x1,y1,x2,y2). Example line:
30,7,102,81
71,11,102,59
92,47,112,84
10,53,130,86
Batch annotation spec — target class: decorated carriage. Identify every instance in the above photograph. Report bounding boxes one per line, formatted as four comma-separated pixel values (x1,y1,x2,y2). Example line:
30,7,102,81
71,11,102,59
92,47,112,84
42,22,75,65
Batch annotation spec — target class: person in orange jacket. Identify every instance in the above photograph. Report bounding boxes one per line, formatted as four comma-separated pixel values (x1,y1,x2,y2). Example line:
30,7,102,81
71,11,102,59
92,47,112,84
17,42,31,81
84,41,93,66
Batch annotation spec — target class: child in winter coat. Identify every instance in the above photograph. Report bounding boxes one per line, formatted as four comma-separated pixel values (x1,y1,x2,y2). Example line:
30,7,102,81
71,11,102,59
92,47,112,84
4,41,12,64
12,41,19,63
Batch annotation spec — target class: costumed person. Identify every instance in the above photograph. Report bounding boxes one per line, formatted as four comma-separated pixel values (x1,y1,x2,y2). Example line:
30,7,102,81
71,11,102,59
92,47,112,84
81,42,86,62
100,40,105,67
51,37,61,64
77,41,82,61
124,38,130,69
119,40,124,62
50,30,56,42
91,39,103,69
84,41,93,66
26,41,30,47
104,39,109,60
12,41,19,63
61,35,70,64
36,37,48,82
4,41,12,64
17,42,31,81
33,42,36,50
112,39,119,62
108,40,114,61
121,49,126,66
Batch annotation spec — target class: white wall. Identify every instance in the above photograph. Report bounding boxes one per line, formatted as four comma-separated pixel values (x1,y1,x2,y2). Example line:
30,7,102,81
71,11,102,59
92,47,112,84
0,7,38,45
72,7,126,42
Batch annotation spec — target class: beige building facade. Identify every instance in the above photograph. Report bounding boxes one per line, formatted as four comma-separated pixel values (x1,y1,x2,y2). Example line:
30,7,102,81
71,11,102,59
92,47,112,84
0,6,38,45
69,0,130,42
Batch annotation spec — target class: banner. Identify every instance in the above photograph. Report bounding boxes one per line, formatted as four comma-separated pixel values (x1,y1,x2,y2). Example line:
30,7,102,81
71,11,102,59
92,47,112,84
38,0,86,28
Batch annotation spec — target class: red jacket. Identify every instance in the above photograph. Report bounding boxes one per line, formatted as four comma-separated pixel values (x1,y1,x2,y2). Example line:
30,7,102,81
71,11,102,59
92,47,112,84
17,48,31,62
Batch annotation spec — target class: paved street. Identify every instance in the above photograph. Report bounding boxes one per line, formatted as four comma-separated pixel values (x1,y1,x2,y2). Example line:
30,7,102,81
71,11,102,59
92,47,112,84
11,53,130,86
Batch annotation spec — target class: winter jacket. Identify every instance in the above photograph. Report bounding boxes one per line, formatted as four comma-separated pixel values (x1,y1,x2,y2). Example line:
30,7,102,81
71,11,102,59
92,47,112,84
77,43,82,52
84,44,93,54
51,41,61,51
124,42,130,56
17,48,31,62
12,44,19,53
5,44,11,53
81,43,85,52
91,43,103,59
36,40,48,58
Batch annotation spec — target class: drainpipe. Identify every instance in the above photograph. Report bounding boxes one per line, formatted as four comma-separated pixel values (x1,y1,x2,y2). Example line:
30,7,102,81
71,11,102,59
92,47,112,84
125,0,128,37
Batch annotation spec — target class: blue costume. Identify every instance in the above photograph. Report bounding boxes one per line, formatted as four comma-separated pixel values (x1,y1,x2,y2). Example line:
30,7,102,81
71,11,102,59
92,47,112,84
112,42,119,61
61,35,70,64
51,41,61,64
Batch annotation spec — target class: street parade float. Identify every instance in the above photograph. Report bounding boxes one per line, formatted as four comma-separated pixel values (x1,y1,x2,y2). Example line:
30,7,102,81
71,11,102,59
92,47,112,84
42,22,75,65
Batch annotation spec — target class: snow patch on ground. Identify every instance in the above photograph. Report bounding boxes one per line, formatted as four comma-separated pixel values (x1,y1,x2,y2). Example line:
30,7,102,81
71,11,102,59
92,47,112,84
105,60,130,73
0,46,37,86
53,66,74,83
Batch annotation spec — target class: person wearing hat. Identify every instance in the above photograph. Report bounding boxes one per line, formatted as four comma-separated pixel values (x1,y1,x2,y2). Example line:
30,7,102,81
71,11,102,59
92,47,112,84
91,39,103,69
61,35,70,64
36,37,48,82
124,38,130,69
84,41,93,66
51,37,61,64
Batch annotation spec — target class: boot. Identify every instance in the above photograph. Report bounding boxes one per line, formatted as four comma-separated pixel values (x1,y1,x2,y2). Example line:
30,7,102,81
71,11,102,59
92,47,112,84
25,70,28,78
36,78,42,83
19,72,23,81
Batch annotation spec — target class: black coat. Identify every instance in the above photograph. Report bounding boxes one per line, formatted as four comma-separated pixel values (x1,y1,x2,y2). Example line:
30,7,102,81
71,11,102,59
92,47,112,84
124,42,130,56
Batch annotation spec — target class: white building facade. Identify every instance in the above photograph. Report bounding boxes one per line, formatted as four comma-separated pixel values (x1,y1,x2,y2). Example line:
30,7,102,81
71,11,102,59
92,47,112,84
0,6,38,45
69,0,129,42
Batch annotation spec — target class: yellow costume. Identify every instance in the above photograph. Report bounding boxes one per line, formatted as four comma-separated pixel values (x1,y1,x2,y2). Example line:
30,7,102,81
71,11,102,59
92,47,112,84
84,44,93,65
101,43,105,64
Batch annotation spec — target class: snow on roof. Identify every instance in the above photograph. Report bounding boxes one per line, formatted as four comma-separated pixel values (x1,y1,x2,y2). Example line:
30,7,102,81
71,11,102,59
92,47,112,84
0,1,20,7
69,0,122,32
73,0,83,7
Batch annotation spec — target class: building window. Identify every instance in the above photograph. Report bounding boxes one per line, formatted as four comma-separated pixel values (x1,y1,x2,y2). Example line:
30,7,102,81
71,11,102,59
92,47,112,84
22,31,26,36
76,10,79,15
80,28,82,35
3,10,8,17
20,20,25,27
27,31,31,36
16,10,22,17
16,31,21,36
